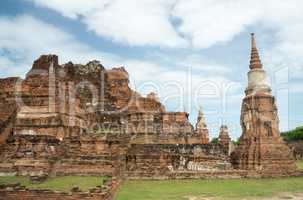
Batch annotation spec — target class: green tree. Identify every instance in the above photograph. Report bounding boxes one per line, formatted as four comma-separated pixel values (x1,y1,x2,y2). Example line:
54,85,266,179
281,126,303,142
210,137,219,144
232,138,240,146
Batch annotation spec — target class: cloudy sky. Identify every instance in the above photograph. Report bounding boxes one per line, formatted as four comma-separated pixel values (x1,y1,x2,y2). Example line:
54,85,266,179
0,0,302,139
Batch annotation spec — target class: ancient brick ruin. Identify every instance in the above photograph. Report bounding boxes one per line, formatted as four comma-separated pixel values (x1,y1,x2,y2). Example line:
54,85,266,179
0,53,225,178
0,34,300,193
231,34,297,175
218,125,232,155
195,107,209,144
0,177,120,200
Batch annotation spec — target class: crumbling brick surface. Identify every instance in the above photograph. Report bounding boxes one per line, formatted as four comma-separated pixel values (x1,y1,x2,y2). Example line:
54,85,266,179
125,144,232,179
0,177,120,200
0,80,18,146
218,125,231,155
0,54,300,181
231,94,297,176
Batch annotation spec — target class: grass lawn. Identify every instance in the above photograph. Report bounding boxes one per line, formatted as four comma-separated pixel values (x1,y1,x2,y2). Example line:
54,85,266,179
296,160,303,169
0,176,106,192
115,177,303,200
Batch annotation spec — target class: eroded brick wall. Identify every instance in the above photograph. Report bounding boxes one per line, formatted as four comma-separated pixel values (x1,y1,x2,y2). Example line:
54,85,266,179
231,94,297,175
0,134,129,177
0,177,120,200
125,144,233,179
0,55,244,180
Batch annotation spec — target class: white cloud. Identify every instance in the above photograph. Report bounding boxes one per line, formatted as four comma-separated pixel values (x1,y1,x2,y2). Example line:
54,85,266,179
0,15,240,129
178,54,231,76
0,15,235,103
85,0,188,47
24,0,303,54
2,9,302,136
27,0,187,47
0,15,121,77
25,0,107,19
173,0,263,48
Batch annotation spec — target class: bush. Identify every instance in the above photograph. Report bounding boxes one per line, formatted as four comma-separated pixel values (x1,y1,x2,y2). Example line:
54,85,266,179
281,126,303,142
210,137,218,144
232,138,240,146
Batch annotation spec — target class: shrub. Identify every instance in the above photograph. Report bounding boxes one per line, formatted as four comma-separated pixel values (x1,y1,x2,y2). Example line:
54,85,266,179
281,126,303,142
210,137,218,144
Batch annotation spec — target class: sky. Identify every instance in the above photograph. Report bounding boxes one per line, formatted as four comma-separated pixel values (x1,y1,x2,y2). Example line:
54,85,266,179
0,0,302,139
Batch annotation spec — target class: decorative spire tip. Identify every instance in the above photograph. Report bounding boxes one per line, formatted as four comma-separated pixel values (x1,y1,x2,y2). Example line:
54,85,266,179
249,33,263,70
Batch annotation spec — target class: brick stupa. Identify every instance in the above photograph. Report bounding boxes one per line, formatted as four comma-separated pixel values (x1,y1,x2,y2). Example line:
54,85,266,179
195,107,209,144
231,33,297,175
218,125,231,154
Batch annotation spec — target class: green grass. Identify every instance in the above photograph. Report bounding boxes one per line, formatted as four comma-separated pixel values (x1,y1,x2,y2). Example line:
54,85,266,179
0,176,106,192
115,177,303,200
297,160,303,169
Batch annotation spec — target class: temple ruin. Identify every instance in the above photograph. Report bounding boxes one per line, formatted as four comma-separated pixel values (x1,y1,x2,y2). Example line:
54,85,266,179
0,34,299,183
230,33,297,175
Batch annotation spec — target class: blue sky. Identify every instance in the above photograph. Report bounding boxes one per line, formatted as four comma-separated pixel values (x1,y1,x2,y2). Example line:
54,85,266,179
0,0,302,139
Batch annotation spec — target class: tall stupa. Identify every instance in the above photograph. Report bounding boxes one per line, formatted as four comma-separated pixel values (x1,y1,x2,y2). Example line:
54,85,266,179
231,33,297,175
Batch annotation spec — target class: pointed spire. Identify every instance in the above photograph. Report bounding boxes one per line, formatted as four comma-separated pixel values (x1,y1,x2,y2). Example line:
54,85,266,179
249,33,263,70
219,125,229,137
198,106,204,117
196,106,206,129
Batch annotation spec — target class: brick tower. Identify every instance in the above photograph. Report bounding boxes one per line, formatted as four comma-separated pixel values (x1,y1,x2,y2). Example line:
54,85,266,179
218,125,231,154
231,33,296,175
195,107,209,144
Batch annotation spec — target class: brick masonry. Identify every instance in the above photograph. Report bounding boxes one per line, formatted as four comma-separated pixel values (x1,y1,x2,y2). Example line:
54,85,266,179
0,34,301,199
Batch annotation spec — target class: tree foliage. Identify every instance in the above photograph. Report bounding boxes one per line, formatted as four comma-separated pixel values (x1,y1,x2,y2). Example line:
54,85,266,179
232,138,240,146
281,126,303,142
210,137,219,144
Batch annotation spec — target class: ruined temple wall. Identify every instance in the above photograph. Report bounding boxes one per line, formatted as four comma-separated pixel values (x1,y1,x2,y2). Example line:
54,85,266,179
0,177,120,200
162,112,193,134
94,110,195,145
52,159,119,176
0,134,128,177
0,78,18,145
0,190,107,200
0,135,62,176
11,56,93,139
1,55,197,142
0,55,226,180
125,144,232,179
0,120,14,146
288,141,303,160
0,108,17,146
105,67,165,112
50,136,126,176
125,112,193,136
123,111,200,145
130,134,206,145
52,135,130,177
1,134,230,178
